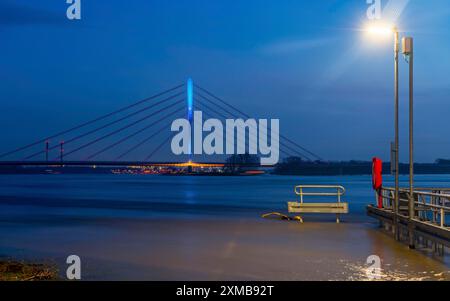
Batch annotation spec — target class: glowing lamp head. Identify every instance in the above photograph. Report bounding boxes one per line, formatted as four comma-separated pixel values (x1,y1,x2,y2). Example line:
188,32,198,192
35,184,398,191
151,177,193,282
364,22,396,43
366,25,393,36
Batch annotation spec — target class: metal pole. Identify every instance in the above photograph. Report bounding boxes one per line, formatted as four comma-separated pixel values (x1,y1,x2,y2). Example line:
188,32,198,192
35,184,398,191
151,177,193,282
60,141,64,164
408,38,415,249
394,28,400,241
45,140,49,162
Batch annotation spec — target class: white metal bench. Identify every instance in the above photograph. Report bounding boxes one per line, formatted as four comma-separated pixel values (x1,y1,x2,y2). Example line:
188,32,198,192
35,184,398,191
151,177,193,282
287,185,349,223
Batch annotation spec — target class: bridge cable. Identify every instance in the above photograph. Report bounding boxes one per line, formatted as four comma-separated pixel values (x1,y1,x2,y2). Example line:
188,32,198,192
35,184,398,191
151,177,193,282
195,97,308,160
0,83,184,159
195,99,262,154
87,106,186,160
195,94,313,161
59,99,185,160
194,84,323,161
195,87,319,161
196,101,300,160
145,135,173,161
116,115,184,160
194,92,312,160
24,91,184,160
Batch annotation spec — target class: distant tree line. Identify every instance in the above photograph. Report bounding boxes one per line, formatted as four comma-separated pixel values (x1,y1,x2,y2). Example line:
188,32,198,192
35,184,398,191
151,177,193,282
435,159,450,165
225,154,260,174
273,156,450,176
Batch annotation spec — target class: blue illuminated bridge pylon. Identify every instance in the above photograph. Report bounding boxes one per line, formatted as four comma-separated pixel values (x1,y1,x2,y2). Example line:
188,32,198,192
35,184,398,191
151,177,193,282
187,78,194,159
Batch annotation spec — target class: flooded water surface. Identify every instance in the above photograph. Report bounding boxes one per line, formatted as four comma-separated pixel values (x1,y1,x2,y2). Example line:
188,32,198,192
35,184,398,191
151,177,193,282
0,174,448,280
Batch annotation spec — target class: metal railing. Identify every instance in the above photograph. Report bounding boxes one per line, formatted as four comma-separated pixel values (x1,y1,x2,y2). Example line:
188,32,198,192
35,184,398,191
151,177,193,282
294,185,346,204
378,187,450,228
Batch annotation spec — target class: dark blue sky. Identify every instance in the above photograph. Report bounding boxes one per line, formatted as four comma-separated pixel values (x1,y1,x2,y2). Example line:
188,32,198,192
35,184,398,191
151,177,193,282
1,0,450,162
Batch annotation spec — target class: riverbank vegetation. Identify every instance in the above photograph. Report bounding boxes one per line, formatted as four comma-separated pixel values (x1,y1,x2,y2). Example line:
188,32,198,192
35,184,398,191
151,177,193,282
0,260,59,281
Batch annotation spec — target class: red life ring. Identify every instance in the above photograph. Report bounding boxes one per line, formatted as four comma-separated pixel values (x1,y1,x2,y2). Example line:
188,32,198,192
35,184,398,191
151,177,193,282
372,157,383,208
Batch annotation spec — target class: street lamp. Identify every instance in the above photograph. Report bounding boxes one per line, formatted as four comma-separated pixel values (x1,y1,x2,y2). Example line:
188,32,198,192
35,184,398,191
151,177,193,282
366,24,394,37
365,24,416,248
365,23,400,241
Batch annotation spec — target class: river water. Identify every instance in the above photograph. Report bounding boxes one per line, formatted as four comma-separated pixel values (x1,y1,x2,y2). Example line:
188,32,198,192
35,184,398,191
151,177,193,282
0,173,448,280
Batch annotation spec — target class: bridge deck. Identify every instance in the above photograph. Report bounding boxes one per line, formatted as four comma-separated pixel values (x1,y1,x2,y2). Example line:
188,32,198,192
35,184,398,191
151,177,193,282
0,161,274,167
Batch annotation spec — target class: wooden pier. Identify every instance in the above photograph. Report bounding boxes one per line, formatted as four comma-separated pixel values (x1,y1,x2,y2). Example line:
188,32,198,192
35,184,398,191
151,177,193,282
367,187,450,255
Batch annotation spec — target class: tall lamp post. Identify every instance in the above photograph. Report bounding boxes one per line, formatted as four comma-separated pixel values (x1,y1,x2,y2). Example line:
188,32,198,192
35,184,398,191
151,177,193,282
366,24,416,246
366,24,400,240
393,27,400,242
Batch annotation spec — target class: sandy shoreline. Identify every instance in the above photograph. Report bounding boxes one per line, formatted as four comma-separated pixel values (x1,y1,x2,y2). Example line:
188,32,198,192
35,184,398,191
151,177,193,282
1,217,448,280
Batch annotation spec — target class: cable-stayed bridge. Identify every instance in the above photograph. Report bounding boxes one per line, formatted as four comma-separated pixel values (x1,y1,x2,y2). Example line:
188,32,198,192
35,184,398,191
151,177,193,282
0,80,322,168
